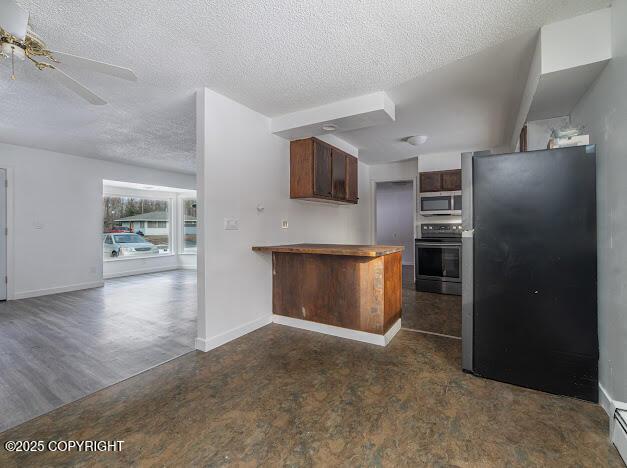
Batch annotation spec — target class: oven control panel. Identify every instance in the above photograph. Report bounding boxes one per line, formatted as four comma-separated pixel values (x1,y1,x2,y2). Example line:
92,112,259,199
421,223,463,238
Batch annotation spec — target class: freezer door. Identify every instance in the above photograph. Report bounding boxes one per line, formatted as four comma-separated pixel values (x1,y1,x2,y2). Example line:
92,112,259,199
472,145,598,401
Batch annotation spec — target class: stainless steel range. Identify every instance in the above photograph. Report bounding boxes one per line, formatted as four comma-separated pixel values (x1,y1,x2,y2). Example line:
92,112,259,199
415,223,462,295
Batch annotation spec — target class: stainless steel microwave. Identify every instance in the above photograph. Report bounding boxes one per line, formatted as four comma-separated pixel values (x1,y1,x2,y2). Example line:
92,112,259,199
419,191,462,216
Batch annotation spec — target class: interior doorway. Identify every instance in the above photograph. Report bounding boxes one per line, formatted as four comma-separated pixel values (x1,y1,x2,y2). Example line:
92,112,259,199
375,180,415,266
0,169,6,301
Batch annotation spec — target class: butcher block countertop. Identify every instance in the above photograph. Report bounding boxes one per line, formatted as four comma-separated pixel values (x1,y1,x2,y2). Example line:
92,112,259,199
251,243,404,257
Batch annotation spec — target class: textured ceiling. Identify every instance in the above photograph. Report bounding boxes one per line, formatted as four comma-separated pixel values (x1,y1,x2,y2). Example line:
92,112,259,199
0,0,609,172
339,30,539,163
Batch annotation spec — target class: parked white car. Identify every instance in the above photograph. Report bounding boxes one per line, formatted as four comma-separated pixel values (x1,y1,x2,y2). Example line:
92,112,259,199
103,233,159,258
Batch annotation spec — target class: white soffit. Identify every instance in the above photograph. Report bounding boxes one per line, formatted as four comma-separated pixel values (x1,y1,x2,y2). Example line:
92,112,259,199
271,92,395,140
103,179,196,194
511,8,612,144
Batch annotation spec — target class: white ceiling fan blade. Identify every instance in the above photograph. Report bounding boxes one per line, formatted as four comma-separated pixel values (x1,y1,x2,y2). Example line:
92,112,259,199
49,50,138,81
0,0,29,40
50,66,107,105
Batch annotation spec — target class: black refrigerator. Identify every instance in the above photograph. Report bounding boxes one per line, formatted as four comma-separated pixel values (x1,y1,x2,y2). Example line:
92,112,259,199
461,145,598,402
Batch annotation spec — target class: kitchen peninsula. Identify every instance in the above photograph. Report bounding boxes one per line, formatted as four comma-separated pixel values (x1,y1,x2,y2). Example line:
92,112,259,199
252,244,403,346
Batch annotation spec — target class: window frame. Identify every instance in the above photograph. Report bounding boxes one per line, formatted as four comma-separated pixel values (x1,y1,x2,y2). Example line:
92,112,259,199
179,195,197,255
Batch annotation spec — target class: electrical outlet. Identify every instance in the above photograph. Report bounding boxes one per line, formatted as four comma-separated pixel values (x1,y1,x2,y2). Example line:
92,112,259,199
281,219,289,229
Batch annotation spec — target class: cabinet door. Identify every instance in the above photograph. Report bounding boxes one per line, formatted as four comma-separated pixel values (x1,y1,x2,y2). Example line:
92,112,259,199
346,156,358,202
420,172,442,192
442,170,462,191
313,141,333,197
332,149,347,200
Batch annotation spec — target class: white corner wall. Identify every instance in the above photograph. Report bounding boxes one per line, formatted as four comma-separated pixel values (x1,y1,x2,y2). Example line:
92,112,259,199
418,152,461,173
0,143,195,299
570,0,627,406
195,88,371,352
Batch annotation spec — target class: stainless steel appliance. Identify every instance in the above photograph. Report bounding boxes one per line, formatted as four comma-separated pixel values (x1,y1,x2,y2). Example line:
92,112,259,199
415,223,462,295
462,146,598,402
419,191,462,216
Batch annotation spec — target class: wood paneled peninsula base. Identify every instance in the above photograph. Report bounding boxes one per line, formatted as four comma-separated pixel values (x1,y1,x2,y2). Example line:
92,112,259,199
252,244,403,346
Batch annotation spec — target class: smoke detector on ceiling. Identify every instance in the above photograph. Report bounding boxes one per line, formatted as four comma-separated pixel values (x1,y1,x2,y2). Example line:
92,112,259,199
322,124,338,132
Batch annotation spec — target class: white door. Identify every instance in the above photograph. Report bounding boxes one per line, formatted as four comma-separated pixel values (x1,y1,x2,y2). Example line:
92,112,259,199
375,181,415,265
0,169,6,300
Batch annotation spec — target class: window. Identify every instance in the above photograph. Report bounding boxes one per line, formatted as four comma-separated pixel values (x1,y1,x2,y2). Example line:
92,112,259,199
103,196,170,260
183,199,197,252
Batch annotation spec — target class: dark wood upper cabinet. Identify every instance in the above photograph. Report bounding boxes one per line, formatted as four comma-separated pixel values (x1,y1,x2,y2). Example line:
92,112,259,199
346,155,358,202
420,169,462,192
420,171,443,192
290,138,358,204
313,141,333,197
441,170,462,191
331,149,347,200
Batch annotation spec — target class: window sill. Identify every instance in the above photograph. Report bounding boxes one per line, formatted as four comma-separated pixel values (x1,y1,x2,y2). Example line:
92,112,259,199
103,253,176,263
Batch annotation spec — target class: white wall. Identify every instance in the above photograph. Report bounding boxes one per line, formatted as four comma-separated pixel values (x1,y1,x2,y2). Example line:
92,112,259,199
540,8,612,75
375,181,414,265
570,0,627,405
418,151,461,173
195,88,372,352
0,143,195,298
369,158,418,182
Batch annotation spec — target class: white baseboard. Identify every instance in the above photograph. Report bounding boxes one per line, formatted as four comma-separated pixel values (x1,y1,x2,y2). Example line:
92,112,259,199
272,315,401,346
195,315,272,352
612,410,627,465
13,280,104,300
104,265,178,279
178,265,197,270
600,384,614,418
600,384,627,418
599,383,627,464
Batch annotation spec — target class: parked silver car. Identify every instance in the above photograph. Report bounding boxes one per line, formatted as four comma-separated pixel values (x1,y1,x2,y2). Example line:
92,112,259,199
103,233,159,258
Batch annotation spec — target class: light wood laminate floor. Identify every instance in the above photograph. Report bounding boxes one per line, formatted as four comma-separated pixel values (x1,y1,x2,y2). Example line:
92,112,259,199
0,270,196,432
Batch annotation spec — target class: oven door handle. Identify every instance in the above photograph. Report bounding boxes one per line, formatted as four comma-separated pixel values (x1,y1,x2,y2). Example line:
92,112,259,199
415,242,461,248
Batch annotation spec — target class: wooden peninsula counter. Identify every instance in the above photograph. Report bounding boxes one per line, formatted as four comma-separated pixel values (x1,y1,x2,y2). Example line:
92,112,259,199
252,244,403,346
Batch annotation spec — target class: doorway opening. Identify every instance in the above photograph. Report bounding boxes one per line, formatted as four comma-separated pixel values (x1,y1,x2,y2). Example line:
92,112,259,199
0,169,6,301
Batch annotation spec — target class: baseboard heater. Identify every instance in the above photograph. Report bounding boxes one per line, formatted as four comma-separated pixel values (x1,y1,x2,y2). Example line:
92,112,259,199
613,409,627,464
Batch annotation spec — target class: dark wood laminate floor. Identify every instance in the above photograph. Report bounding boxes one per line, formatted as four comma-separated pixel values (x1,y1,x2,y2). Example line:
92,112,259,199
0,270,196,432
0,325,621,467
402,265,462,337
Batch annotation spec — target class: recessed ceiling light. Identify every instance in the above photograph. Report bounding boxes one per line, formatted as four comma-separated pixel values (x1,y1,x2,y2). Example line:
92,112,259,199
322,124,338,132
406,135,428,146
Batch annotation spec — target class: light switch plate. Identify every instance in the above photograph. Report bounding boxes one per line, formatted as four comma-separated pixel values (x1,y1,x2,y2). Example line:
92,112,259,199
224,218,240,230
281,219,289,229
